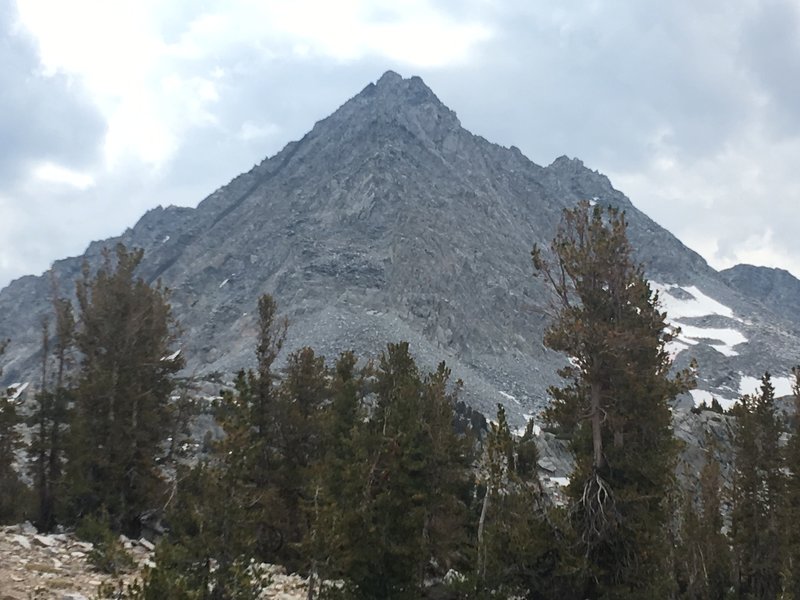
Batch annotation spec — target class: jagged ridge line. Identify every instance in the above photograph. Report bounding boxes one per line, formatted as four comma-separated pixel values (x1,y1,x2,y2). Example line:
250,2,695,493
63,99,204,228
146,137,308,285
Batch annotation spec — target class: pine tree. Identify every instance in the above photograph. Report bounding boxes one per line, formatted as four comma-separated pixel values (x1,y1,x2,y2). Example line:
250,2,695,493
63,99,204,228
108,295,287,600
308,351,369,592
785,367,800,599
533,201,694,597
476,405,514,584
675,438,732,599
135,464,265,600
474,408,574,599
730,373,784,598
272,345,328,568
417,361,474,577
65,244,183,534
0,338,30,523
317,343,473,598
28,292,74,531
214,293,289,563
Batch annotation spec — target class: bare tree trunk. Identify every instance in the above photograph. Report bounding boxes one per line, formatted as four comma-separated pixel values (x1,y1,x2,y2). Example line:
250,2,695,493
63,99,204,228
307,485,321,600
477,485,491,578
590,381,604,469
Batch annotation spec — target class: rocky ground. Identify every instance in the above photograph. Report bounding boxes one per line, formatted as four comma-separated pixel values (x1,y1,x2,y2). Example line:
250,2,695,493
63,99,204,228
0,523,310,600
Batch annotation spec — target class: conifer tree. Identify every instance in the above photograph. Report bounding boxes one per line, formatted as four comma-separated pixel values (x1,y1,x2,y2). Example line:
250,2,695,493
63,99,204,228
533,201,694,597
105,296,287,600
318,343,473,598
308,351,368,591
730,373,784,598
28,293,74,531
214,293,289,563
273,345,328,567
65,244,183,534
475,408,574,599
676,438,732,599
131,463,266,600
476,405,514,583
785,367,800,599
0,338,30,523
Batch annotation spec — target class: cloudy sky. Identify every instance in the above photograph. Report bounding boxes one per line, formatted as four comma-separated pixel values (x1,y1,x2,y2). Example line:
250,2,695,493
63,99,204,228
2,0,800,288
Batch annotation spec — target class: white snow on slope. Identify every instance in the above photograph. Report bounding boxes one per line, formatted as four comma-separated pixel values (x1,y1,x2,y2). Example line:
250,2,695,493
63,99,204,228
689,389,737,411
6,382,29,402
689,375,796,412
651,282,738,320
651,282,746,357
513,413,542,437
161,349,181,362
739,375,795,398
665,339,691,359
676,324,748,357
498,390,520,405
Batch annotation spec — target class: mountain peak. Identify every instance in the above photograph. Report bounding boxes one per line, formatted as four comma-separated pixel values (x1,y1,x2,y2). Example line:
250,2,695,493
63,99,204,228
319,71,461,149
376,70,403,87
6,69,800,431
363,70,441,107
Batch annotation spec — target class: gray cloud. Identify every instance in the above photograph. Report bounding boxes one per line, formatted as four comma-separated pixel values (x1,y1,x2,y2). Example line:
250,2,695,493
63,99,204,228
0,1,105,185
428,1,756,170
0,0,108,284
739,0,800,137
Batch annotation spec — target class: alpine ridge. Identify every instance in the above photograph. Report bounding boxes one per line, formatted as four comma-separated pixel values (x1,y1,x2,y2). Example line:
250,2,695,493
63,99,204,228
2,71,799,424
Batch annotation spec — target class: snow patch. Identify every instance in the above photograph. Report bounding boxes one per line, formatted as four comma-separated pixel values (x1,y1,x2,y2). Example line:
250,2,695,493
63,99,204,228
162,235,170,243
651,282,746,357
498,390,520,405
739,375,795,398
689,389,737,411
651,282,737,320
676,324,747,357
162,349,181,362
513,414,541,437
549,476,570,487
6,382,29,401
665,339,690,359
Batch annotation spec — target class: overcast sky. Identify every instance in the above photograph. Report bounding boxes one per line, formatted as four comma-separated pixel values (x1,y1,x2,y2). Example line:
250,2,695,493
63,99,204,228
2,0,800,288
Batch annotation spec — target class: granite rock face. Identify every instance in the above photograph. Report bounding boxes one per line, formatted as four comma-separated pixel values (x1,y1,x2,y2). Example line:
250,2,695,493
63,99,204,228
720,264,800,332
1,71,799,426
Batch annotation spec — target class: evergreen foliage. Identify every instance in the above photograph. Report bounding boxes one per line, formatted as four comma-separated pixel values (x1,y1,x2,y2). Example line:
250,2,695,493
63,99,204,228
0,338,31,524
476,406,575,599
9,231,800,599
214,294,292,564
675,438,732,599
28,292,74,531
306,351,369,595
76,509,136,575
785,368,800,598
316,343,474,598
65,244,183,535
730,373,784,598
272,346,329,567
131,464,266,599
533,201,694,597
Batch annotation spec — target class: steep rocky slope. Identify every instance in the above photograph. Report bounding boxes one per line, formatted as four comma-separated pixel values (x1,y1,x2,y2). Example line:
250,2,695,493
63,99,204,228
720,264,800,332
1,71,798,424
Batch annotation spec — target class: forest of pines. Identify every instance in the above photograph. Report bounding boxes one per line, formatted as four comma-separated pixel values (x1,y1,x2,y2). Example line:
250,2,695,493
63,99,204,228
1,202,799,599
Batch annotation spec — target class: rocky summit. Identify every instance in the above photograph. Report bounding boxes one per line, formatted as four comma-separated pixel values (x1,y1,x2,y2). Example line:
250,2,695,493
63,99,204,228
2,71,799,424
